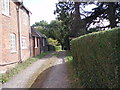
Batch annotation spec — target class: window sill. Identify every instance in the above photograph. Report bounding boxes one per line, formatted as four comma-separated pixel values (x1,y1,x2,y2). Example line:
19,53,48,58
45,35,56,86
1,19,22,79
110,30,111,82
2,13,11,18
11,51,17,54
22,47,27,50
35,47,38,48
2,12,11,17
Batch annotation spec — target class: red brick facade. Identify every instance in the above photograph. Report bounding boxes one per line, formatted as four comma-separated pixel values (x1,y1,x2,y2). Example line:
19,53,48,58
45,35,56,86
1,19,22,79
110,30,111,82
32,37,41,56
31,27,41,57
0,1,31,73
0,1,2,66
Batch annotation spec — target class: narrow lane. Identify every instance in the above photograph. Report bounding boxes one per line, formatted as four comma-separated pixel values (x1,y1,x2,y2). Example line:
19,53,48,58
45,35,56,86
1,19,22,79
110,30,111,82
31,51,70,88
2,52,56,88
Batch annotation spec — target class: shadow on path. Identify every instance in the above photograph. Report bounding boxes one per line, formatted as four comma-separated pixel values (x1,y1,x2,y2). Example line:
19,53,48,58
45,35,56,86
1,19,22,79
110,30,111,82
31,51,70,88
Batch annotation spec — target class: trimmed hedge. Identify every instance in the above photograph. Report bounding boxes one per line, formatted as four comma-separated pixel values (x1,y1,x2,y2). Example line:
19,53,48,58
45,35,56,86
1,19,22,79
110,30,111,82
71,27,120,88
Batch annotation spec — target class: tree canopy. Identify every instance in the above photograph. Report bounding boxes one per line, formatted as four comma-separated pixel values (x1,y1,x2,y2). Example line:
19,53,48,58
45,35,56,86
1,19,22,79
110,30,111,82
32,20,70,50
32,1,120,50
54,2,120,36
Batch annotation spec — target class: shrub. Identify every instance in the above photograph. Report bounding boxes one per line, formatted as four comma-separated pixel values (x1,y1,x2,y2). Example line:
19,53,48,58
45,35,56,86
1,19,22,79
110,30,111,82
71,27,120,88
48,38,59,46
55,45,62,51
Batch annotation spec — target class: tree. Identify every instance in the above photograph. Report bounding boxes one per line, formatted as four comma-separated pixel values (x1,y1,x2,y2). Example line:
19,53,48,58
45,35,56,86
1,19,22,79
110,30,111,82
85,2,120,29
54,1,120,50
48,20,70,50
71,2,87,37
32,2,120,50
54,2,120,36
54,2,88,37
32,20,50,37
32,20,49,30
32,20,70,50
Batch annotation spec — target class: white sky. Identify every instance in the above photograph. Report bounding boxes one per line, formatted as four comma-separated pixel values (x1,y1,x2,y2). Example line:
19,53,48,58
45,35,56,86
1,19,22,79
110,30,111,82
23,0,109,27
23,0,59,25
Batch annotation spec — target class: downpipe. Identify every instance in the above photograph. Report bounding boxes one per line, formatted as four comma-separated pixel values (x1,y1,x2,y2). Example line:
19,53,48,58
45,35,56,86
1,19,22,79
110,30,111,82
17,3,23,63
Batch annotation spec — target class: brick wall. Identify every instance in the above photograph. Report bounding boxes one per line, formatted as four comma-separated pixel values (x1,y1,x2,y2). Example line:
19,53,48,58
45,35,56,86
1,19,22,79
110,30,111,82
34,38,40,56
0,1,31,73
0,1,2,65
2,1,19,64
32,37,41,56
20,8,30,61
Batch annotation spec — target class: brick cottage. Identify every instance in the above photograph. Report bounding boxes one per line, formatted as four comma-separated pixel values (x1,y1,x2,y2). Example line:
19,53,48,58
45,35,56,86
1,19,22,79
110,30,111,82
0,0,31,73
31,27,48,57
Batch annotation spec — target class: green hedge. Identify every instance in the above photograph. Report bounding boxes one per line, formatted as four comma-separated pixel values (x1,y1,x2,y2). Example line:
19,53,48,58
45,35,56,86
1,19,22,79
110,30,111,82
71,27,120,88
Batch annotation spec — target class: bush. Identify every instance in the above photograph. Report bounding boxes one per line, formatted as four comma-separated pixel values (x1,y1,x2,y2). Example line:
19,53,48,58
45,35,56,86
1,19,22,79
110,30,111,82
48,38,59,46
55,45,62,51
71,27,120,88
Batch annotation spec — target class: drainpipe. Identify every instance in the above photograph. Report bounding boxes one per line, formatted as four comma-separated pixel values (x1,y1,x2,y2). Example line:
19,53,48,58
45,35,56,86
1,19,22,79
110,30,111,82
29,19,32,57
17,3,23,63
30,27,32,57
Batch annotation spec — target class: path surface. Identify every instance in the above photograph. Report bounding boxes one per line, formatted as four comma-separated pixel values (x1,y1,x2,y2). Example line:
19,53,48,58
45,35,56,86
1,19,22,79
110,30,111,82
2,52,56,88
31,51,70,88
1,51,70,89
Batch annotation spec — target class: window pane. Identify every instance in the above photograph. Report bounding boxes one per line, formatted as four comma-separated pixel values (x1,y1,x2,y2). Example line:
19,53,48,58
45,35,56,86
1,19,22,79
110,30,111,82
11,34,16,51
22,36,27,49
2,0,9,15
6,0,9,15
2,0,6,14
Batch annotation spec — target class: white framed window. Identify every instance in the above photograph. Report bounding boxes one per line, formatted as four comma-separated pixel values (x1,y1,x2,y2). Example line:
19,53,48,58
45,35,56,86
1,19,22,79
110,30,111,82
35,37,38,48
43,38,45,46
2,0,10,16
23,8,28,25
22,36,27,49
11,33,16,52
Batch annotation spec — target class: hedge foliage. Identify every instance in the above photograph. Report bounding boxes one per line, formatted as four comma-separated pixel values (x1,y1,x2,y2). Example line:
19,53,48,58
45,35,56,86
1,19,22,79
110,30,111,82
71,27,120,88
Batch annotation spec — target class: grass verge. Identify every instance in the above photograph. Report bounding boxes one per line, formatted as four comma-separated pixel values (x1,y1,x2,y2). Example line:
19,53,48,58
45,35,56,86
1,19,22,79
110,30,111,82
0,51,52,84
66,51,83,88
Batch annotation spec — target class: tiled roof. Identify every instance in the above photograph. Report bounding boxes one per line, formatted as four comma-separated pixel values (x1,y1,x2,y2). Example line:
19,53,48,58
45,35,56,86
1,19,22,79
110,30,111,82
31,27,46,38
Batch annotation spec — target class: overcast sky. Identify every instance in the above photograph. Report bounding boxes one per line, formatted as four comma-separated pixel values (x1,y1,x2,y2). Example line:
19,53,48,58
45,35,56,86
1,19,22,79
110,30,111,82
23,0,59,25
23,0,109,27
